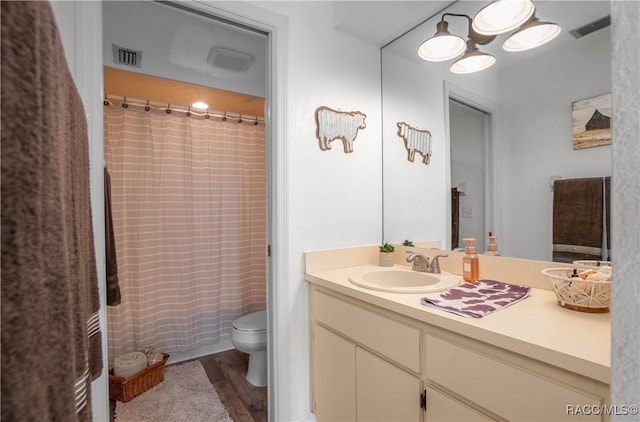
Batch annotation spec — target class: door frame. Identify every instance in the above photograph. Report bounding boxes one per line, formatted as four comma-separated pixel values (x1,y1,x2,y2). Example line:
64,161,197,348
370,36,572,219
65,2,290,421
443,81,500,251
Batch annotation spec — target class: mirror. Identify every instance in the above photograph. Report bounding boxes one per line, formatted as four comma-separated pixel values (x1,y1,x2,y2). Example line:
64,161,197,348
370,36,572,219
382,0,612,261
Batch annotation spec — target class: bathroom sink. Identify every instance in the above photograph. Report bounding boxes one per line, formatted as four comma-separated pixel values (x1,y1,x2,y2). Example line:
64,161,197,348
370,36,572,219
349,267,460,293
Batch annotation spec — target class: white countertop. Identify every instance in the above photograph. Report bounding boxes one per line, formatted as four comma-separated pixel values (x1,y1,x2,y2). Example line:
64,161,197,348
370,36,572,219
305,263,611,384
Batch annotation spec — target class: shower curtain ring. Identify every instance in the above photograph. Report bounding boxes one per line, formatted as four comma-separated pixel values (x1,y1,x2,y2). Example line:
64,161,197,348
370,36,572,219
238,113,243,124
222,111,227,121
145,99,150,112
254,115,259,126
205,110,210,119
122,96,128,108
166,103,172,114
186,106,192,117
103,94,110,106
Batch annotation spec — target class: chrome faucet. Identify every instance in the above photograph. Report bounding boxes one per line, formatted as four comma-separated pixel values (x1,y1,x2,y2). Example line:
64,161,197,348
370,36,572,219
405,252,449,274
406,252,430,272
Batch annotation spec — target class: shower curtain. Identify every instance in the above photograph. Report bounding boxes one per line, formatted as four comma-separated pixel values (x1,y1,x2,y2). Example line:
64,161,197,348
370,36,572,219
104,103,266,359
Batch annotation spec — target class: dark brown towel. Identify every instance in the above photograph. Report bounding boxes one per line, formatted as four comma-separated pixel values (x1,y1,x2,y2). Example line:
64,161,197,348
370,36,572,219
552,177,610,263
105,167,122,306
1,2,102,421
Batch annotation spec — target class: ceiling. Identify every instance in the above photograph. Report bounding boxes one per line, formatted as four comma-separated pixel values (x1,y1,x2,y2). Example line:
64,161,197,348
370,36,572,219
102,1,611,108
340,1,611,70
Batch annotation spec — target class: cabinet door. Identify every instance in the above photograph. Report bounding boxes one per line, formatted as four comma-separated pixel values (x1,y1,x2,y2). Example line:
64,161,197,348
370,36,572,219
356,347,423,422
424,386,493,422
312,324,356,421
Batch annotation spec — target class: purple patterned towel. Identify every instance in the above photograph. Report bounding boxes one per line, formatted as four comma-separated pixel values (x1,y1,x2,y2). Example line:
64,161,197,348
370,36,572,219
420,280,530,318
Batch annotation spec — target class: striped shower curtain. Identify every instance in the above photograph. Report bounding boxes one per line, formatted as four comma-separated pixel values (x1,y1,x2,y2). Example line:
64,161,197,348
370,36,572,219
104,103,266,360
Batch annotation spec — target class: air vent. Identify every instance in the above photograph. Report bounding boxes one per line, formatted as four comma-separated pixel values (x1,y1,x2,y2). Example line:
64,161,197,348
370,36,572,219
112,44,142,68
570,15,611,39
207,47,254,72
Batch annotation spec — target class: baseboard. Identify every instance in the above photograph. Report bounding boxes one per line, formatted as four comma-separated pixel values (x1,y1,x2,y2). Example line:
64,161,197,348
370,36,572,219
291,410,317,422
166,339,235,365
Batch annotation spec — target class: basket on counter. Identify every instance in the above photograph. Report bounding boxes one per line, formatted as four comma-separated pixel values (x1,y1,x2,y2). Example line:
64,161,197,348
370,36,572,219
542,268,611,313
109,353,170,402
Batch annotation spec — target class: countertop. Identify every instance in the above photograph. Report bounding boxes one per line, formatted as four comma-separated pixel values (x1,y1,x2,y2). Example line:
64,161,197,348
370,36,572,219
305,263,611,384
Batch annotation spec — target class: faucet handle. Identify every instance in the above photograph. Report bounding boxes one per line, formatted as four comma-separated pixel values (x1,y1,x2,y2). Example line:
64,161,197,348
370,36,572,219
429,254,449,274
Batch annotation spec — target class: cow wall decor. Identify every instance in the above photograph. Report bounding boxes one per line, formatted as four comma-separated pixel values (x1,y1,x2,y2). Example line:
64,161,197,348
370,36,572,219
315,106,367,153
396,121,432,165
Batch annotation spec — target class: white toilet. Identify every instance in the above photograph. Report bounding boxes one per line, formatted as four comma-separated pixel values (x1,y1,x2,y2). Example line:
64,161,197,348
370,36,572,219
230,310,267,387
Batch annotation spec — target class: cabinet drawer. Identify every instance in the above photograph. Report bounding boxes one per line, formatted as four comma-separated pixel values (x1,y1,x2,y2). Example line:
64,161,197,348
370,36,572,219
425,334,601,421
312,289,421,372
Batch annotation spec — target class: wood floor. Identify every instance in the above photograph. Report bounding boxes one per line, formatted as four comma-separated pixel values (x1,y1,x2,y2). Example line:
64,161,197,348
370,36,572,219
200,349,268,422
110,348,267,422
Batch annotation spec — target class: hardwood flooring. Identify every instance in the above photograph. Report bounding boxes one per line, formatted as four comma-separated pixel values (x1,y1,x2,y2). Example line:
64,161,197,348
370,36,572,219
200,349,268,422
110,348,267,422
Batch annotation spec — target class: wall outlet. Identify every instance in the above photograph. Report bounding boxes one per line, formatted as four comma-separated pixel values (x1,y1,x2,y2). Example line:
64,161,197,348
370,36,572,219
462,206,473,218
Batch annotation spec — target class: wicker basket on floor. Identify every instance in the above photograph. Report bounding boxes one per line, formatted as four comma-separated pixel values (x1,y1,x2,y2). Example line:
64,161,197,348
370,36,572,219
542,268,611,313
109,353,170,402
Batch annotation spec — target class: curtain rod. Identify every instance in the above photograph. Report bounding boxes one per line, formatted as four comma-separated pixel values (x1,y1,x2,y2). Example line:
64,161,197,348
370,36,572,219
104,94,265,124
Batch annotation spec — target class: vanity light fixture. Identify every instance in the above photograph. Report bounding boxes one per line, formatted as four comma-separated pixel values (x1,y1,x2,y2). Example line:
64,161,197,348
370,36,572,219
450,39,496,74
502,13,561,52
472,0,535,35
417,20,467,62
418,0,559,74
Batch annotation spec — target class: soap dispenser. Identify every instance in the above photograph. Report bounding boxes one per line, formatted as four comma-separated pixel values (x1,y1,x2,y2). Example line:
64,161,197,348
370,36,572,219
462,237,479,282
485,232,500,256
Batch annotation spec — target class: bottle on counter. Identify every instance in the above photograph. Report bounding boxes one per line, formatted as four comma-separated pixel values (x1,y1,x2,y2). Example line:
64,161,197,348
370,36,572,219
485,232,500,256
462,237,479,282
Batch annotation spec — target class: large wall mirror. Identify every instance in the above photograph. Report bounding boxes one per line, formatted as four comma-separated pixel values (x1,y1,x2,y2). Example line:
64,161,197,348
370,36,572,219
382,0,612,261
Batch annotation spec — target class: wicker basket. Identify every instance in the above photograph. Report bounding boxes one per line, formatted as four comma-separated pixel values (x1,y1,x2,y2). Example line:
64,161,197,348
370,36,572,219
542,268,611,313
109,353,170,402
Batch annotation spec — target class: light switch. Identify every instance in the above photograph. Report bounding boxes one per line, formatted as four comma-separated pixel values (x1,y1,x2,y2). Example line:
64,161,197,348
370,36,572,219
462,206,473,218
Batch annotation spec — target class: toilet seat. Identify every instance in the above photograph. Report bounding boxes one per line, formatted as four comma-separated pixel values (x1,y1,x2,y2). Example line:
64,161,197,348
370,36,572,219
232,310,266,333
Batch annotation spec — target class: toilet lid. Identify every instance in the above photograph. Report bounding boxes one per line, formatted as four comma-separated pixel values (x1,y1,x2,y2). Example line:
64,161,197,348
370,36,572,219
233,310,267,332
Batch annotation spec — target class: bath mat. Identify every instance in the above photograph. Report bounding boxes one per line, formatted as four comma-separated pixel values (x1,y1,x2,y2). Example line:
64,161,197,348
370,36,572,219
421,279,530,318
115,360,233,422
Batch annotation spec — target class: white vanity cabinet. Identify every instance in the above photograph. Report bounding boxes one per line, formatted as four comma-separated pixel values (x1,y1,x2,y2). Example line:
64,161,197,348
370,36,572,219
310,287,424,422
309,284,610,422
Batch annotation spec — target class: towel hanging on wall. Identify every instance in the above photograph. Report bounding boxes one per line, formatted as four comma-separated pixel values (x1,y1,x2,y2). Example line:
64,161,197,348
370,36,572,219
1,2,102,421
105,167,122,306
552,177,611,263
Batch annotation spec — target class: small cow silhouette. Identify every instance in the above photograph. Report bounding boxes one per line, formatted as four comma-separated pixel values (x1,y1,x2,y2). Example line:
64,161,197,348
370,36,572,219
315,106,367,153
396,121,432,165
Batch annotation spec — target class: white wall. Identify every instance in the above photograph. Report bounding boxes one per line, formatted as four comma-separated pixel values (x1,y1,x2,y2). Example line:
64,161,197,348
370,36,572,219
499,28,612,260
611,1,640,413
251,2,383,419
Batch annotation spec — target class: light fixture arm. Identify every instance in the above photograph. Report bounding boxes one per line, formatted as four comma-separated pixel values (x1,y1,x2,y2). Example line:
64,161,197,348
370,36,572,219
440,13,497,45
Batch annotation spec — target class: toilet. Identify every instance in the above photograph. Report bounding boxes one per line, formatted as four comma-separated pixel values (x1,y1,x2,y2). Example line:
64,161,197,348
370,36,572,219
230,310,267,387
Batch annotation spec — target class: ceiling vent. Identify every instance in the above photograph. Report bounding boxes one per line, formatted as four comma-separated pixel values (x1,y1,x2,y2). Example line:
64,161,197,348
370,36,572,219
570,15,611,39
112,44,142,68
207,47,254,72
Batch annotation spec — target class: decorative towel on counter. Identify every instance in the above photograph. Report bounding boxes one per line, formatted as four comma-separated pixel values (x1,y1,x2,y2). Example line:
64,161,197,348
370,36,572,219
420,280,530,318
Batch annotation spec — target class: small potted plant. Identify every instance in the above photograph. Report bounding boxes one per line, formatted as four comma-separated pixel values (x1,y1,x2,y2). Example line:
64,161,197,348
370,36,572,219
397,239,415,260
379,242,395,267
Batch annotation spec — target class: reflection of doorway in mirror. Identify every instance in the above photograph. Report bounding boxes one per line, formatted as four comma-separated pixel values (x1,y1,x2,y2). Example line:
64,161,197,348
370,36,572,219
449,100,489,253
